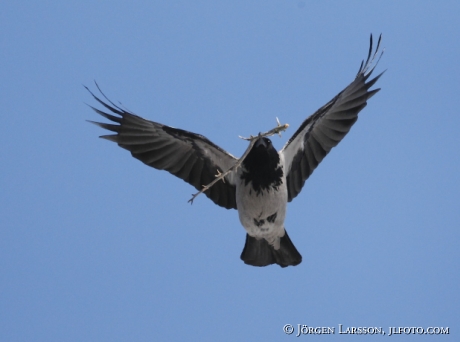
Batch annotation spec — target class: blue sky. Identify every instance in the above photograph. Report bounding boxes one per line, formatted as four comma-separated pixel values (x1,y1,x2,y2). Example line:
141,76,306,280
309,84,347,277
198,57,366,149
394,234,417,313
1,1,459,341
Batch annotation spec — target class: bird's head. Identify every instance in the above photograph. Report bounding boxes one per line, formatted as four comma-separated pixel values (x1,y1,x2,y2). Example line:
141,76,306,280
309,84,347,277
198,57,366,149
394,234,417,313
243,136,279,172
254,136,272,150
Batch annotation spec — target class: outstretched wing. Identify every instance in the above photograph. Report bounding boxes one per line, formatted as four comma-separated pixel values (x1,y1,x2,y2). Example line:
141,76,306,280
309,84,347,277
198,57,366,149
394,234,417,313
87,87,238,209
281,34,385,202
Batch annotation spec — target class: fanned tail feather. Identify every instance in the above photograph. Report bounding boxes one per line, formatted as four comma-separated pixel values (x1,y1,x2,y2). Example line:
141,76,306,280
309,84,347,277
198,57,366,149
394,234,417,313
240,230,302,267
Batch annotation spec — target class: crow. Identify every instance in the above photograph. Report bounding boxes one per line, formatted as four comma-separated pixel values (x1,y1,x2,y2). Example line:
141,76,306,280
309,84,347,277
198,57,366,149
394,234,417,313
88,34,384,267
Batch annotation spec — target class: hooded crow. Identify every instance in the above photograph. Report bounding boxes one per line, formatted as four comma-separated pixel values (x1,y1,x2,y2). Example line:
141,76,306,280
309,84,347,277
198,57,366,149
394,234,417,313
88,34,384,268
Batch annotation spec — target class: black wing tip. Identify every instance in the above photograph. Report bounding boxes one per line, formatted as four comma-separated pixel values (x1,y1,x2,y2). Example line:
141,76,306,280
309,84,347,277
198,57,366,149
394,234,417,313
84,81,133,117
84,82,136,133
366,88,381,101
357,33,384,78
86,119,100,126
99,135,119,142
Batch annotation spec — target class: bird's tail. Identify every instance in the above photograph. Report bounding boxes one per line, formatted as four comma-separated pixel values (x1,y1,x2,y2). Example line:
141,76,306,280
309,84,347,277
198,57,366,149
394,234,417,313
240,230,302,268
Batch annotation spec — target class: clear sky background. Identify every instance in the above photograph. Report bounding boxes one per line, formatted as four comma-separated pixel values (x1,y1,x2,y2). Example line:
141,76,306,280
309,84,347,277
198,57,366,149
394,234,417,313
1,1,459,341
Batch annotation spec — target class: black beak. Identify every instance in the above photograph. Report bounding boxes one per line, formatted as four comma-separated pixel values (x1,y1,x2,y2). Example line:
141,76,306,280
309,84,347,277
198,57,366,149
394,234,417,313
255,137,267,148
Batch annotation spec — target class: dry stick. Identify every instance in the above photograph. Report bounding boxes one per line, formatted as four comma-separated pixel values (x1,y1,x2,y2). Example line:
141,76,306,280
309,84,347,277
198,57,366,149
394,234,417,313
188,119,289,204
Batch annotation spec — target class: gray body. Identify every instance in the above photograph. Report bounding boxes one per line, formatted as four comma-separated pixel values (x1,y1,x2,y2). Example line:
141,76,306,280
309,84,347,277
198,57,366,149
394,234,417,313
236,157,288,250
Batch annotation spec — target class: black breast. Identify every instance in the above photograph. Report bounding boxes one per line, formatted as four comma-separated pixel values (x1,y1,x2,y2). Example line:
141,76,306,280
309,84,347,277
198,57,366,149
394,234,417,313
240,138,283,195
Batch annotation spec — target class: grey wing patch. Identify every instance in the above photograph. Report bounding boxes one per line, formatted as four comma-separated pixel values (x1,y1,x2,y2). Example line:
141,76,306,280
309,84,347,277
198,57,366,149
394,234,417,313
281,34,384,202
87,86,238,209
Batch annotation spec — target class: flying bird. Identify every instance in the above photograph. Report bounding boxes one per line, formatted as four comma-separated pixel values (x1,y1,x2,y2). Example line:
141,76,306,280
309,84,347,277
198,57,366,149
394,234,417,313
88,34,384,268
